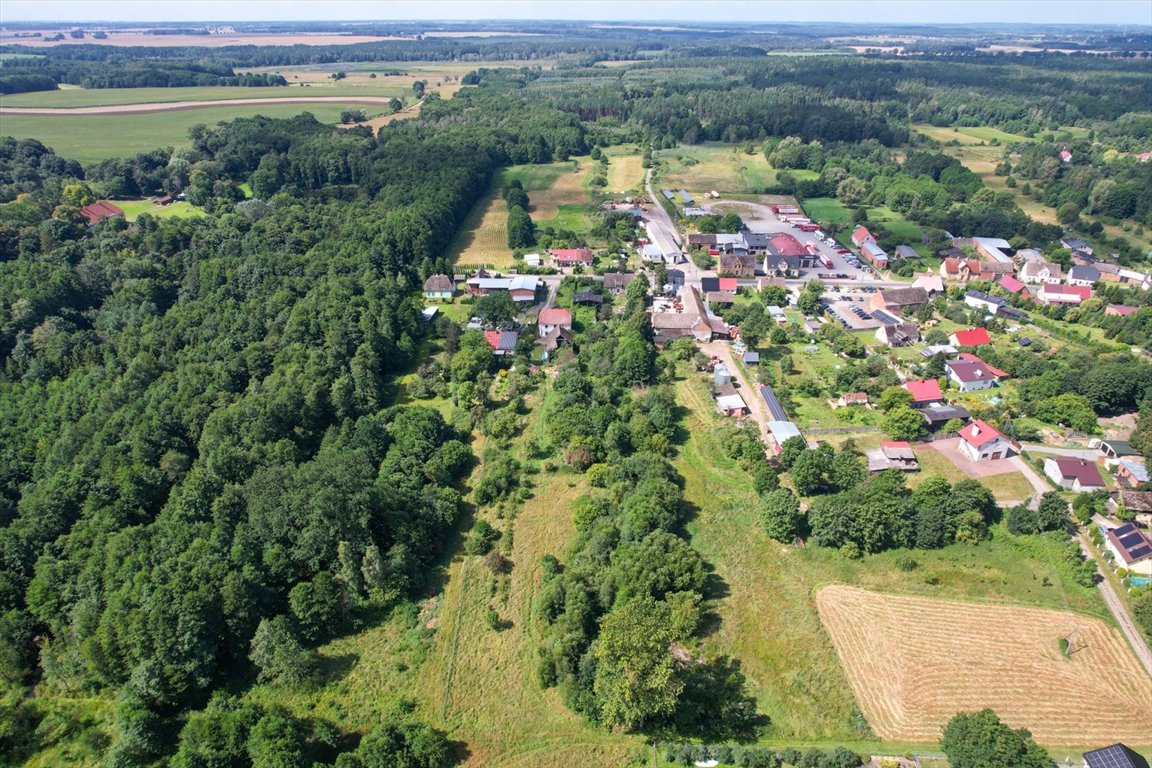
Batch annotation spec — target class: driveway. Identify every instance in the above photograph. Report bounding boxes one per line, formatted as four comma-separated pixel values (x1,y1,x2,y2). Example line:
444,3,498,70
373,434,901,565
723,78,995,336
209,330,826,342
925,438,1021,478
699,340,772,444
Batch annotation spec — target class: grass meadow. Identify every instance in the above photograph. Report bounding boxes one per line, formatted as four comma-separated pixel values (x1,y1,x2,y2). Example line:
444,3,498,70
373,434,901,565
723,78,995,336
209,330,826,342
109,198,204,222
0,103,367,164
656,143,777,195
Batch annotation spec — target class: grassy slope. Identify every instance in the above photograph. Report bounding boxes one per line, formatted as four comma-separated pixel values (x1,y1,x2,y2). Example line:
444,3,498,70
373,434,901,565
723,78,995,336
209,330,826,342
674,374,1110,746
1,103,367,164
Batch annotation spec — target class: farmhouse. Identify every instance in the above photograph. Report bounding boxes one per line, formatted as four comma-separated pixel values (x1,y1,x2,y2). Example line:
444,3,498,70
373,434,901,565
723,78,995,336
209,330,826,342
484,330,519,356
861,242,888,269
1083,743,1151,768
78,200,125,226
839,392,869,407
1103,523,1152,577
940,257,971,283
905,379,945,407
1067,265,1100,286
603,272,636,293
866,441,919,473
650,286,715,344
949,327,991,347
870,286,928,315
422,273,454,301
761,233,814,274
467,273,540,302
550,248,594,268
1061,237,1093,256
945,358,1000,392
1044,457,1105,492
1038,283,1092,305
1117,458,1149,489
1020,260,1063,284
964,290,1005,314
851,226,876,247
957,419,1014,462
874,321,920,347
718,250,757,277
537,308,573,337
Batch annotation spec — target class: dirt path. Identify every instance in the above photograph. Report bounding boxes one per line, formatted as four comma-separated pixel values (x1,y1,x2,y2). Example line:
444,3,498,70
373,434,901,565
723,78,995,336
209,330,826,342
1076,531,1152,679
0,96,402,116
1010,456,1053,510
699,340,771,443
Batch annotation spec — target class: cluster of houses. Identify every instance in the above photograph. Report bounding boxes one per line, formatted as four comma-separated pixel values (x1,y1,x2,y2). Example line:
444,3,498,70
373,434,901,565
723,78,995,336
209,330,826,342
650,284,732,346
936,235,1151,308
687,231,816,277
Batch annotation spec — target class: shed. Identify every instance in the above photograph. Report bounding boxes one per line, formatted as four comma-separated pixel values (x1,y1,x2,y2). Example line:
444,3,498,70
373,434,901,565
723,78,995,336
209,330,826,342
715,393,749,417
743,351,760,365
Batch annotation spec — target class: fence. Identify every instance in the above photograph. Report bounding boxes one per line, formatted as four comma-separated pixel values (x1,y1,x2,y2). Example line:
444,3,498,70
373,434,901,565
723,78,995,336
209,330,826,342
802,426,881,435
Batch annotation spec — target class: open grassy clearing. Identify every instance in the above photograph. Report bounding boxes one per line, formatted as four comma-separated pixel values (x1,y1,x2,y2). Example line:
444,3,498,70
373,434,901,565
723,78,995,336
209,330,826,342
603,151,646,193
108,198,204,221
802,197,853,229
656,143,776,195
0,103,369,164
674,373,1111,745
867,205,922,242
818,585,1152,748
449,159,592,268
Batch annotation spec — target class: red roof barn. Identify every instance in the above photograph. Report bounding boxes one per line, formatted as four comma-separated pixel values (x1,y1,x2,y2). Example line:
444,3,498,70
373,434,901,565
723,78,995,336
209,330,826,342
78,200,125,225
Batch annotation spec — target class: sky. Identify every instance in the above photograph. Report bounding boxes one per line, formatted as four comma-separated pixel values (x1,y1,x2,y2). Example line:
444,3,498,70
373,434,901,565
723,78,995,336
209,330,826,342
1,0,1149,26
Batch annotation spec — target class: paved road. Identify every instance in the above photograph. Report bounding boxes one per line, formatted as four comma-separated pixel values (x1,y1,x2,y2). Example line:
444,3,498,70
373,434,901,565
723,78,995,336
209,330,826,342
1020,443,1099,460
644,168,709,285
1075,531,1152,678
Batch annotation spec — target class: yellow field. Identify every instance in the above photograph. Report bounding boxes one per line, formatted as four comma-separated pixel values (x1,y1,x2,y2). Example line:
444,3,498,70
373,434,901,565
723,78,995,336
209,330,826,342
448,184,514,269
528,158,590,220
605,153,645,193
817,585,1152,747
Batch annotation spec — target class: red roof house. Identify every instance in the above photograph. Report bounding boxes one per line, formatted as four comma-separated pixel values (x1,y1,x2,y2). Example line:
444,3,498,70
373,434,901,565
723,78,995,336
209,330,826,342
537,308,573,337
78,200,125,225
851,226,876,247
718,277,738,291
905,378,944,405
1037,284,1092,305
998,274,1030,297
549,248,594,267
957,419,1014,462
950,327,991,347
1043,456,1105,492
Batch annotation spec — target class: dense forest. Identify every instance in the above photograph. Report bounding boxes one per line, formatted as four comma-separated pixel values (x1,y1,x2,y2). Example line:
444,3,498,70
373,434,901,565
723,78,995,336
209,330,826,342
0,85,588,763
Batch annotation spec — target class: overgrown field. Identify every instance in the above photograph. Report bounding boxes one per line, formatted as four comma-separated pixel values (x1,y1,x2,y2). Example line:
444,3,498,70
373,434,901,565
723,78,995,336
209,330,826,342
0,103,369,164
656,143,777,195
818,585,1152,747
674,374,1112,745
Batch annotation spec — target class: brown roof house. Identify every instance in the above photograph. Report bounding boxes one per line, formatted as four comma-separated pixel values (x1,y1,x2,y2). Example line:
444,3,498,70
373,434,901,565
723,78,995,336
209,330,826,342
423,274,454,301
870,286,929,315
1043,457,1105,492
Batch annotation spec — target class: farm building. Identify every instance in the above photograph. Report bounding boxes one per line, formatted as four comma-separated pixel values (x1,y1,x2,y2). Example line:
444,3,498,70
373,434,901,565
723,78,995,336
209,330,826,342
550,248,594,268
839,392,869,407
1083,743,1151,768
949,327,991,347
1106,304,1139,317
964,290,1005,314
957,419,1014,462
467,273,540,303
541,327,573,354
1107,491,1152,526
767,420,802,450
974,237,1012,263
78,200,125,226
640,243,664,263
603,272,636,293
998,274,1031,297
422,274,455,301
537,308,573,337
1100,440,1139,460
1117,458,1150,489
767,305,787,324
759,384,790,421
1038,284,1092,305
1067,265,1100,286
484,330,520,356
1061,237,1092,255
718,251,757,277
706,291,736,306
894,245,919,261
912,273,944,295
851,226,876,247
1044,457,1105,492
716,393,749,418
874,322,920,347
866,441,919,473
905,379,945,407
650,286,716,344
1102,524,1152,577
870,286,928,315
523,252,542,267
743,351,760,365
919,344,957,358
861,242,888,269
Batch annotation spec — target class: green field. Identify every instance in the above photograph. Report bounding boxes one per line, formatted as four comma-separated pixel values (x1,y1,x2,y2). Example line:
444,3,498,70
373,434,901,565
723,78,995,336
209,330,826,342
656,143,777,194
0,103,372,164
802,197,853,228
0,83,408,108
674,375,1109,743
109,198,204,221
867,205,922,242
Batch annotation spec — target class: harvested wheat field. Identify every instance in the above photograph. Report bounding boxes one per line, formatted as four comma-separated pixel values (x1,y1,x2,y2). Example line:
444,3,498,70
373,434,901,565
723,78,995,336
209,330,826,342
817,585,1152,746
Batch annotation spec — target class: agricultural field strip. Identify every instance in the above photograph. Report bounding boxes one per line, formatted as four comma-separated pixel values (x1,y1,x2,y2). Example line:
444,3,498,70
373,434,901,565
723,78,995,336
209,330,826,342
817,585,1152,746
0,96,401,115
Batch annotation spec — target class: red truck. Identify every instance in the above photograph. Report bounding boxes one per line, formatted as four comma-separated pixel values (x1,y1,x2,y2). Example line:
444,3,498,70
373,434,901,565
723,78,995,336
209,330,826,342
797,223,820,232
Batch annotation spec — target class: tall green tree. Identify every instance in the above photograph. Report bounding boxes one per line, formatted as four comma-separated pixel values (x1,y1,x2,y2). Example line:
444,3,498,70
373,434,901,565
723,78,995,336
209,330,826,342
940,709,1050,768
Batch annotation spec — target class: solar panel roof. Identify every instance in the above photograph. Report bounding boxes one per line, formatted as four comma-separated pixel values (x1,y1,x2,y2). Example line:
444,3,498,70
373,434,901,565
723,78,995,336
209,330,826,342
1083,743,1150,768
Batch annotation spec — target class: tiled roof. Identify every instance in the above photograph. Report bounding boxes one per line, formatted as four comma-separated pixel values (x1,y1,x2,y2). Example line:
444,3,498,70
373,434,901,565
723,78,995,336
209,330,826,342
958,419,1004,448
952,327,991,346
905,379,943,403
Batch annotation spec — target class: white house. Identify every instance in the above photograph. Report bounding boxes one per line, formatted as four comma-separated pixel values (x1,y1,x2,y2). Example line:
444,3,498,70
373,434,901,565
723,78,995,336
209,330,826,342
1019,260,1062,285
1043,457,1105,492
963,291,1004,314
945,359,998,392
1103,524,1152,577
422,274,454,301
957,420,1014,462
537,308,573,337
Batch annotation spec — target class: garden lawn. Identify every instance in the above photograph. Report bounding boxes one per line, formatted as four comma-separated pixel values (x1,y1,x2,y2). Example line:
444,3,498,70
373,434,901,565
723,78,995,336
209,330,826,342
802,198,853,229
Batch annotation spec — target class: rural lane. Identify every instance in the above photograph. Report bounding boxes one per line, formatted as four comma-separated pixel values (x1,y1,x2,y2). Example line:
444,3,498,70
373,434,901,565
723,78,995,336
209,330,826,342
1019,443,1099,460
1075,531,1152,679
0,96,403,116
698,340,772,443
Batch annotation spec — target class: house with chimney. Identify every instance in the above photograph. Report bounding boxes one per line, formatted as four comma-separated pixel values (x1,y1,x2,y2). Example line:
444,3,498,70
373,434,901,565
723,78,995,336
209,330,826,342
946,356,1001,392
549,248,594,268
537,308,573,337
957,419,1015,462
1044,457,1105,492
1037,283,1092,305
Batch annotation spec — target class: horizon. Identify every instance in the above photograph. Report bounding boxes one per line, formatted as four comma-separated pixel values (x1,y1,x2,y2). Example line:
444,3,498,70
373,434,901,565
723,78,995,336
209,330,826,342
2,0,1149,26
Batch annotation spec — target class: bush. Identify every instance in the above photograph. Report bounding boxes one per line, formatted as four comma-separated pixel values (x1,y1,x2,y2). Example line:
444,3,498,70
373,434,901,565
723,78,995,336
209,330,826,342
465,519,500,555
